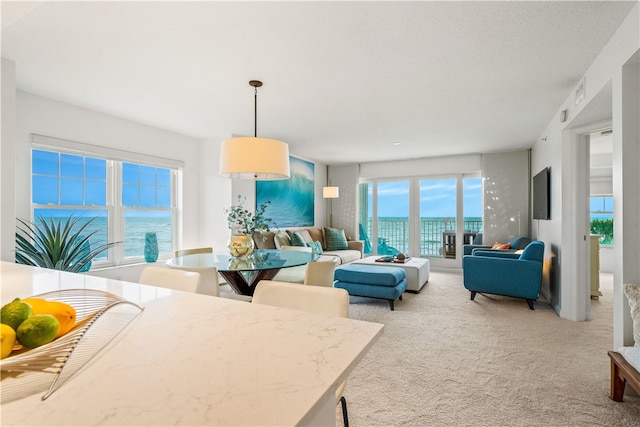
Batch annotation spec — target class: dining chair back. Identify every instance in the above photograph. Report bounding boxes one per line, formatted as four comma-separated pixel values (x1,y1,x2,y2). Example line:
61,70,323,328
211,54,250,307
172,247,247,299
175,247,213,257
304,260,338,287
138,266,200,293
252,279,351,426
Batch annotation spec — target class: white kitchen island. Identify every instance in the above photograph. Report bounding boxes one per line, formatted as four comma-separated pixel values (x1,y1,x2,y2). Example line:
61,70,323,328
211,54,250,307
0,262,383,426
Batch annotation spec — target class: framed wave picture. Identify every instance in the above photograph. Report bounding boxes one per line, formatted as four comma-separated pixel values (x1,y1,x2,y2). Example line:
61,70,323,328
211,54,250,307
256,156,314,227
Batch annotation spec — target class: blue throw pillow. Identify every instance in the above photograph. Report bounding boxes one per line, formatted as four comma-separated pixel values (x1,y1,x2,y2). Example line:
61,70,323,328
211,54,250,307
289,232,307,247
324,227,348,251
308,241,323,255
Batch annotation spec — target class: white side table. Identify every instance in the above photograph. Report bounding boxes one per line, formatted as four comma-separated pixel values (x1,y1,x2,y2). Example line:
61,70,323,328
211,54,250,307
353,256,430,293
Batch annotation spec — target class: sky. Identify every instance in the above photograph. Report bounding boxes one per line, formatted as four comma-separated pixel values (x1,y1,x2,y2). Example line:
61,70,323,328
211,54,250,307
32,150,171,217
369,178,483,218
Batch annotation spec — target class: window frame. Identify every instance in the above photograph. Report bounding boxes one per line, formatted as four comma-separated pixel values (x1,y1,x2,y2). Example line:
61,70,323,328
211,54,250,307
30,134,183,268
589,194,614,246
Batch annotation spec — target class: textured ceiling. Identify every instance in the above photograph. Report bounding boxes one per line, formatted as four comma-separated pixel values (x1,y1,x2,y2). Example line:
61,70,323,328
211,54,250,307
1,1,636,165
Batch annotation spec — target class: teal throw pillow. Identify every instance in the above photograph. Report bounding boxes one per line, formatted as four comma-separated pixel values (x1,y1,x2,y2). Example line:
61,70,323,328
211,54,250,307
289,231,308,247
324,227,348,251
308,241,323,255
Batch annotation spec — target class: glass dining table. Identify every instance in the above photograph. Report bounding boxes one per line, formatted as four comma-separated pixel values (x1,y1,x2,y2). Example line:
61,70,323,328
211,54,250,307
166,249,319,296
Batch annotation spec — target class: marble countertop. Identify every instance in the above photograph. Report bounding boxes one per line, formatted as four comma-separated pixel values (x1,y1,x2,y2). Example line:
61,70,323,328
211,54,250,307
1,262,383,426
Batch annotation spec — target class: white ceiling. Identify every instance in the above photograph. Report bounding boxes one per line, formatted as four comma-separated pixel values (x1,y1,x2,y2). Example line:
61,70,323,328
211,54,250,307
1,1,636,165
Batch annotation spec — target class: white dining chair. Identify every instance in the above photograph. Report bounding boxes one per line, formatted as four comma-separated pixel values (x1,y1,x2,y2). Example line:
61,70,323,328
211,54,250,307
172,247,250,300
252,280,351,426
304,259,338,287
138,266,200,293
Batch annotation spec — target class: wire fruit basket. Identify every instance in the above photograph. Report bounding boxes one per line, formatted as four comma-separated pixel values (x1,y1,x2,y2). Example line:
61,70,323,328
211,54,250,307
1,289,144,403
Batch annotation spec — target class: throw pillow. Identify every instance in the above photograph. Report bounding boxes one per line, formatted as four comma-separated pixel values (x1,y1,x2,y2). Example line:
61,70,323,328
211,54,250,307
289,232,308,247
492,242,511,249
308,241,323,255
273,231,291,249
306,228,325,249
295,229,314,244
623,284,640,346
324,227,348,251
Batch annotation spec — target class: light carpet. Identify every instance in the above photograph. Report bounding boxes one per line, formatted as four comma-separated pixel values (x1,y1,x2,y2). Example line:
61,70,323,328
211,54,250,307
336,270,640,426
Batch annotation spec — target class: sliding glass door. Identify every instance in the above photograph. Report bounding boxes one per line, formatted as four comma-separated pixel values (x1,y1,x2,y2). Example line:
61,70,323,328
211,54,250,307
419,178,457,259
360,174,482,267
377,181,410,255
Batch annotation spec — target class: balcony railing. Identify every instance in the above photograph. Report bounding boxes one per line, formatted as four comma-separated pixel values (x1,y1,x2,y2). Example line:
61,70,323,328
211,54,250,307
366,218,482,257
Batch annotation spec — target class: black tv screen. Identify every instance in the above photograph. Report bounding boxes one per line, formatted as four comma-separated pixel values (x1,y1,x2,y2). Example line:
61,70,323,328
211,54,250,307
533,167,550,220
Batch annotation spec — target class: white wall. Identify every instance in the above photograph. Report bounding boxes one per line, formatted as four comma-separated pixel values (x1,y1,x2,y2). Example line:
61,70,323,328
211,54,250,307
1,59,17,262
328,164,360,240
481,150,530,244
199,136,233,251
6,91,202,281
531,3,639,345
360,153,481,179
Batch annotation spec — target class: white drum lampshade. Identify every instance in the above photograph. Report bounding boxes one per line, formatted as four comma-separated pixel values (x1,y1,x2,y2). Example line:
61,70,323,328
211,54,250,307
322,186,339,199
219,137,290,180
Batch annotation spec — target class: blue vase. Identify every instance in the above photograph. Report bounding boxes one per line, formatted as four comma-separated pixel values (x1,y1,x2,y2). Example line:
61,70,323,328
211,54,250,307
144,232,159,262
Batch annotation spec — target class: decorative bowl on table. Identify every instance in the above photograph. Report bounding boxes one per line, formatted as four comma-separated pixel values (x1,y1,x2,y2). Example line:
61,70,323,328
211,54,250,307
1,289,144,403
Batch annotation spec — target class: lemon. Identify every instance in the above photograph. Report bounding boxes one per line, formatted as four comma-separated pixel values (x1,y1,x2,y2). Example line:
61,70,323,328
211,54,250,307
1,324,17,358
16,314,60,349
1,298,33,330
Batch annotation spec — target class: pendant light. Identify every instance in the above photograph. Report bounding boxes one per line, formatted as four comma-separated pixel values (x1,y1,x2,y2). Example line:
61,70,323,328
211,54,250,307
219,80,290,180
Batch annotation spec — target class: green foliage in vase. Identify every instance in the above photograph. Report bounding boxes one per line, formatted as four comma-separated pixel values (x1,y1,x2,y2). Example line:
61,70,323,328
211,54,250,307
590,218,614,245
225,195,273,238
15,215,119,272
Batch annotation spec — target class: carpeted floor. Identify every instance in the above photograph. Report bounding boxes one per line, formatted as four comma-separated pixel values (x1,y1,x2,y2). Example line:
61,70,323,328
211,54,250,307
336,270,640,426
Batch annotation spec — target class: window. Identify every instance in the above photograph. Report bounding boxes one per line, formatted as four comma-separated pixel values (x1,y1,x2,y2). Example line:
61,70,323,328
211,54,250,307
31,139,179,267
590,195,613,245
359,174,483,265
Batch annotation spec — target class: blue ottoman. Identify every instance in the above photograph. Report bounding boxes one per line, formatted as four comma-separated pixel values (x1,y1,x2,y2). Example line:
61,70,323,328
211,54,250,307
334,264,407,310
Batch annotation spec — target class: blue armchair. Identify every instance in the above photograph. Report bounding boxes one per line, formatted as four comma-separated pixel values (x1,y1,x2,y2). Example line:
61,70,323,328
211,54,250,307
462,241,545,310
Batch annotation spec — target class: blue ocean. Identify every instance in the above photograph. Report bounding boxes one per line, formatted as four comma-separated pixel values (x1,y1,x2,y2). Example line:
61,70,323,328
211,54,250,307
30,214,172,260
364,216,483,255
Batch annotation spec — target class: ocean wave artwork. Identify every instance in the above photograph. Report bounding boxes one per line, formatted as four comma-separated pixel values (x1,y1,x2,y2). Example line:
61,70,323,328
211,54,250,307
256,156,315,228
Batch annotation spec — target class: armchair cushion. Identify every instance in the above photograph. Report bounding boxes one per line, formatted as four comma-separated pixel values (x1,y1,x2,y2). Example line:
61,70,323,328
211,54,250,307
463,236,531,256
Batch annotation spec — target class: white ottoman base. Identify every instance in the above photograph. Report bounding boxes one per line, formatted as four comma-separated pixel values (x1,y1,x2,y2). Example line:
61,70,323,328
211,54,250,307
353,256,430,293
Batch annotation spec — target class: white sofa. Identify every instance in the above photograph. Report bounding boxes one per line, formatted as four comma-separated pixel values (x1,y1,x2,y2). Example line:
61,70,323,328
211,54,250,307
253,228,364,283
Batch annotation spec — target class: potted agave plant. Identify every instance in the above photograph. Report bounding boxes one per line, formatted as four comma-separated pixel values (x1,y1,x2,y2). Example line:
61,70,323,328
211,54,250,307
15,215,119,273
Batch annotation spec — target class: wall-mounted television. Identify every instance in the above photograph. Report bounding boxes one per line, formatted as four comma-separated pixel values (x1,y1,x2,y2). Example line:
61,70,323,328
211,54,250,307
533,167,550,220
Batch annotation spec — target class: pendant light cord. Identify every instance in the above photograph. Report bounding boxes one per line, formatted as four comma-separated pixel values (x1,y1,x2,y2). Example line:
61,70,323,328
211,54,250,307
254,85,258,138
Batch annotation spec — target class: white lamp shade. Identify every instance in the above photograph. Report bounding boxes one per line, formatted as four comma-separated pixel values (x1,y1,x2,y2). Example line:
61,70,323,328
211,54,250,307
219,137,290,180
323,186,339,198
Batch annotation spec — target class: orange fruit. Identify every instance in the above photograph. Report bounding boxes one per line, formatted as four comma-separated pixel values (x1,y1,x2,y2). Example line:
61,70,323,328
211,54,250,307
23,298,76,338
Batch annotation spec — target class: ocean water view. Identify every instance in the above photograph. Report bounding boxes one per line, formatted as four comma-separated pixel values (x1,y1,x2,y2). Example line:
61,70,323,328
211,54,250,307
31,214,172,260
364,216,482,256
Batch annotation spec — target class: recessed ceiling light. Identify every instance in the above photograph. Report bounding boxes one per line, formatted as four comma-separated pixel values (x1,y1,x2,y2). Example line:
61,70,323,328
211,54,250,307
393,142,401,146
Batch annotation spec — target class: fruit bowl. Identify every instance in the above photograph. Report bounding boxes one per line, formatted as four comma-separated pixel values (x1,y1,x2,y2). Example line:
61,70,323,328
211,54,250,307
0,289,143,402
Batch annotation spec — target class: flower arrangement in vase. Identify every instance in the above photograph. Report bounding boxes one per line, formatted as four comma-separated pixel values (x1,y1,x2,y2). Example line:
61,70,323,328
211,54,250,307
224,196,273,257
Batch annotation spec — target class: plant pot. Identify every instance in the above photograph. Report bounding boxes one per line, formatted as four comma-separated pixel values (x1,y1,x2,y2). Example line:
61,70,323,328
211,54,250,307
228,234,254,258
